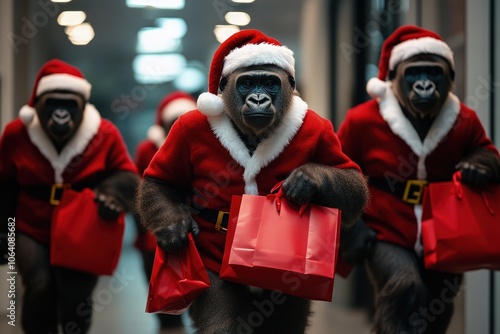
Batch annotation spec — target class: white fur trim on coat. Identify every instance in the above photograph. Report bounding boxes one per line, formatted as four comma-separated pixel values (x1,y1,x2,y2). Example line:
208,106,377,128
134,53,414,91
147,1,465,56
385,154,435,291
207,95,308,194
37,73,92,100
389,37,455,72
25,104,101,183
223,43,295,78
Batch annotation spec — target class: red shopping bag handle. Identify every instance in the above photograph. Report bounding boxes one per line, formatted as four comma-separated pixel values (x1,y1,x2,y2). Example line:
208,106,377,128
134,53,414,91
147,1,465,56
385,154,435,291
453,171,495,215
269,181,308,216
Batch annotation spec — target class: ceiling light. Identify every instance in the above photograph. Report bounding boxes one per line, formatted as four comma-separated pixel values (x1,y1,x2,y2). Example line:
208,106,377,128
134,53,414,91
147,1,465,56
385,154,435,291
51,0,72,3
137,27,182,53
133,54,187,84
57,11,86,26
126,0,185,9
224,12,251,26
155,18,187,39
214,25,240,43
231,0,255,3
66,23,94,45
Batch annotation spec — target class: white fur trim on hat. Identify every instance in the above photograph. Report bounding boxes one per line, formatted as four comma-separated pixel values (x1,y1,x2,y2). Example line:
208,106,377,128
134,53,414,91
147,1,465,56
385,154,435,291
389,37,454,71
366,77,390,99
222,43,295,77
197,92,224,116
162,98,197,125
37,73,92,100
19,105,36,124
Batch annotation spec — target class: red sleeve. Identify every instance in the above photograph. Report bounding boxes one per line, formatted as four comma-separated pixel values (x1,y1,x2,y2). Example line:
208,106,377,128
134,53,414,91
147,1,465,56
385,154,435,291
102,121,138,174
462,105,500,157
144,117,193,188
336,109,365,170
315,115,361,172
134,141,157,176
0,121,19,181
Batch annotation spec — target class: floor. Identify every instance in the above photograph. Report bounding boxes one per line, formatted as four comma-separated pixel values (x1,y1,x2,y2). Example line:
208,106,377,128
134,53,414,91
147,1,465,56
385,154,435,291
0,215,463,334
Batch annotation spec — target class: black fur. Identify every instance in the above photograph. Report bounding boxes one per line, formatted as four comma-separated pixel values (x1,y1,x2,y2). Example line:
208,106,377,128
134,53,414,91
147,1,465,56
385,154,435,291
95,171,140,220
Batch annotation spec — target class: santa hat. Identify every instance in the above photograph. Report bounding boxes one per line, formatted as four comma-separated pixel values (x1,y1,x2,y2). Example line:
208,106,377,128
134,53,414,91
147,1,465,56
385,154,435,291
147,91,197,147
19,58,92,124
197,29,295,117
366,25,454,99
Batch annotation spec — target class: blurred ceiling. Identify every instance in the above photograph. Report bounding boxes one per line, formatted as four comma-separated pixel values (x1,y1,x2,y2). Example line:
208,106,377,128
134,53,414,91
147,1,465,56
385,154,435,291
27,0,305,115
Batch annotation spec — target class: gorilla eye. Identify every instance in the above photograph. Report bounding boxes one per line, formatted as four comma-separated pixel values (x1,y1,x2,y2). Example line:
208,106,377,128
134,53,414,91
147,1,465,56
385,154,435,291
406,68,420,76
265,80,276,88
243,80,254,87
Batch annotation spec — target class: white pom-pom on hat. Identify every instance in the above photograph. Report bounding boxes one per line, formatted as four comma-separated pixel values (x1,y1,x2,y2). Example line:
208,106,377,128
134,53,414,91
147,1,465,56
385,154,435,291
19,105,36,124
197,92,224,117
366,78,388,99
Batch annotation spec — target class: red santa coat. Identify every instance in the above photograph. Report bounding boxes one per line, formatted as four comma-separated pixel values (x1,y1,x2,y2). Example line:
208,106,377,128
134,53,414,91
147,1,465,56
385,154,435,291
145,96,360,273
337,90,499,253
0,105,137,243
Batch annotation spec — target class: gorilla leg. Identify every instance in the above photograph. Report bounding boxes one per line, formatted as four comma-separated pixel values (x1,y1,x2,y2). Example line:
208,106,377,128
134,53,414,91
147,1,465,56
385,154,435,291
422,270,463,334
17,233,59,334
56,267,98,334
366,241,428,334
188,271,310,334
188,271,256,333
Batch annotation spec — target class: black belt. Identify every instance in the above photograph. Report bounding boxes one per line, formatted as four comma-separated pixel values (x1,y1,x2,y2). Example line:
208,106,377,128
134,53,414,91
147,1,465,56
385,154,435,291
369,177,428,204
23,183,91,206
197,209,229,233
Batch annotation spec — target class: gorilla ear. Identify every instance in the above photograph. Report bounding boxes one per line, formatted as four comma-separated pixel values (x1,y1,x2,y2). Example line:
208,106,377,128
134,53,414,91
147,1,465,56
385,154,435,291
219,77,228,92
288,76,296,89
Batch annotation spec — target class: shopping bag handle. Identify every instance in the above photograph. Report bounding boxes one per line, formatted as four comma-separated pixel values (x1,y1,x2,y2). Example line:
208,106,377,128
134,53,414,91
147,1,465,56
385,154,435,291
453,171,495,215
269,181,308,216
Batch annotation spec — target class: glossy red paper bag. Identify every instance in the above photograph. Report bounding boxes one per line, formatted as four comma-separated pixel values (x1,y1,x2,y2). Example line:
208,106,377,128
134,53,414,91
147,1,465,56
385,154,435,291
50,188,125,275
422,172,500,272
220,188,341,301
146,233,211,315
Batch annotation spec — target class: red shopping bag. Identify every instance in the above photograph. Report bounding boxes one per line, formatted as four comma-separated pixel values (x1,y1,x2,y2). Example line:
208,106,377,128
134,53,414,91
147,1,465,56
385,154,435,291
422,172,500,273
146,233,211,315
50,188,125,275
220,184,341,301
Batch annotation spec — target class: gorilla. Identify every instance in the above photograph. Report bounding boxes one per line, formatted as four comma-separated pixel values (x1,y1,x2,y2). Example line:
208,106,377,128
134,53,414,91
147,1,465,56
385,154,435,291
0,59,139,334
338,25,500,334
136,29,369,334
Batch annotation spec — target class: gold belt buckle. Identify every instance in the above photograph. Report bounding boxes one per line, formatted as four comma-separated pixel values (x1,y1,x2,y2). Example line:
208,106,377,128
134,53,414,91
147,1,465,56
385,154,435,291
402,180,428,204
215,211,229,233
50,183,70,205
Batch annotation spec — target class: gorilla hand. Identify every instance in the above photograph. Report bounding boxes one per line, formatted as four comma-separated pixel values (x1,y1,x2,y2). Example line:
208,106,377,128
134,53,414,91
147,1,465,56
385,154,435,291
153,210,200,253
136,178,199,253
282,164,323,206
455,161,490,186
95,192,124,221
456,148,500,186
339,220,377,265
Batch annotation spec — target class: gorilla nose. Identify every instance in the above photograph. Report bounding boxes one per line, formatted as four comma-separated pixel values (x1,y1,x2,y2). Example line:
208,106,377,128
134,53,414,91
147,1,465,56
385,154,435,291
413,80,436,98
247,94,271,110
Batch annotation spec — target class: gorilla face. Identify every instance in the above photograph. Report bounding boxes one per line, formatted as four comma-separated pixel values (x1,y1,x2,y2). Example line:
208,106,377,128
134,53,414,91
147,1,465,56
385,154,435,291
392,54,453,118
35,92,85,148
220,65,295,138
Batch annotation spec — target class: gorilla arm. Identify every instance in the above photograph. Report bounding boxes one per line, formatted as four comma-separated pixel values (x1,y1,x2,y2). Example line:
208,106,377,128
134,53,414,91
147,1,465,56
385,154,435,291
94,171,139,220
136,177,199,253
282,163,369,229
